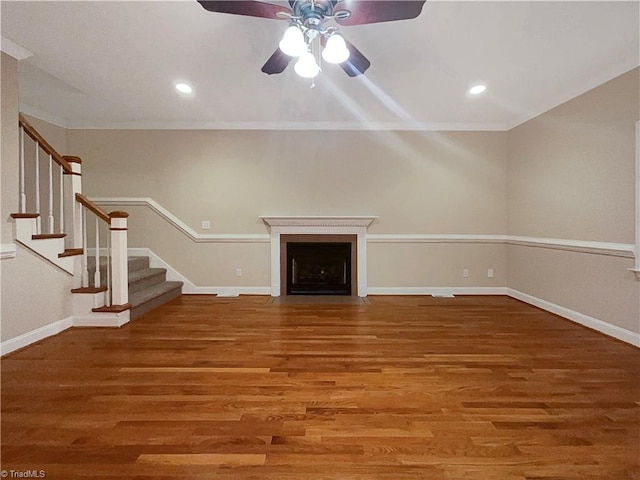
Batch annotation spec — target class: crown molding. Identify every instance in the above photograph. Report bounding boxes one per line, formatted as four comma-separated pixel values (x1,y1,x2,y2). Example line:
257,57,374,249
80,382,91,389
60,120,510,131
1,36,32,60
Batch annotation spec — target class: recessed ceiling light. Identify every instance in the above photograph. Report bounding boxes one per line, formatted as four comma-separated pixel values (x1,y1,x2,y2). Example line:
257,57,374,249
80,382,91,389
175,82,193,94
468,84,487,96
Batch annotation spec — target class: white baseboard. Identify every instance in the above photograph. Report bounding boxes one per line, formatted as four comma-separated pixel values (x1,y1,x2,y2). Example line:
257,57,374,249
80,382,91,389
507,288,640,347
1,243,17,259
0,317,74,356
368,287,509,296
1,312,131,356
198,286,271,296
73,311,130,328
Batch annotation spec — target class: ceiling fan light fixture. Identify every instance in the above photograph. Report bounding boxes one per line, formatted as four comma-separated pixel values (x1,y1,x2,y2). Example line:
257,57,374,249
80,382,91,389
322,33,350,64
468,84,487,95
279,25,306,57
294,50,320,78
175,82,193,94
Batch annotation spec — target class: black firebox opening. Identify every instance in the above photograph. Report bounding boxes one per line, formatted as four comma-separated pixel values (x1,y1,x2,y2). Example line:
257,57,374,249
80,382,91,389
286,242,352,295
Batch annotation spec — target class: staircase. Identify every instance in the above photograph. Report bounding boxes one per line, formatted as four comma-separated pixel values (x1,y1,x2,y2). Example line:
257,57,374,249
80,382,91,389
11,114,183,324
88,256,183,319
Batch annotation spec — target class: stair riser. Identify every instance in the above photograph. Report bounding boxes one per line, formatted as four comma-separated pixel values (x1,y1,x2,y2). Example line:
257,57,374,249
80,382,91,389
130,286,182,319
85,267,168,291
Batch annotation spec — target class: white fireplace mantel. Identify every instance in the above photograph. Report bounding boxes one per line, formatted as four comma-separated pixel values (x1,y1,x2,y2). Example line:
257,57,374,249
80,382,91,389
260,216,378,297
261,216,377,229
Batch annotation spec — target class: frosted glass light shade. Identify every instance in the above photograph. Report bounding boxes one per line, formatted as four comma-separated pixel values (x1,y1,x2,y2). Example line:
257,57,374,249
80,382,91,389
294,51,320,78
468,84,487,95
322,34,350,64
279,26,306,57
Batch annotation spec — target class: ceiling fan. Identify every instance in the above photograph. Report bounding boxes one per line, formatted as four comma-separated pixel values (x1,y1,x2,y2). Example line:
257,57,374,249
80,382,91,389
197,0,427,78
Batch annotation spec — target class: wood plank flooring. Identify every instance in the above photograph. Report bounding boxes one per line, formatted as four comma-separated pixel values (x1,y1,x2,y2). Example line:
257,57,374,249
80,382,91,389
2,295,639,479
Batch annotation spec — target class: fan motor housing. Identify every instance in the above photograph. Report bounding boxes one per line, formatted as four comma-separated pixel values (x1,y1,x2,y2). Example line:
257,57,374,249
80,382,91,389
290,0,338,24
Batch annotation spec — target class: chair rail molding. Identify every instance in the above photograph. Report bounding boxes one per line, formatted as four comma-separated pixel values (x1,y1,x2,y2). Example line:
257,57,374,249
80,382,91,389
0,36,32,60
91,198,270,243
91,197,635,258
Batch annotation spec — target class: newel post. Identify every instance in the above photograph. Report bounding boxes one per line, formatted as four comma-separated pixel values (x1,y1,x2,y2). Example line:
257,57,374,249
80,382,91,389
63,156,83,250
109,211,129,307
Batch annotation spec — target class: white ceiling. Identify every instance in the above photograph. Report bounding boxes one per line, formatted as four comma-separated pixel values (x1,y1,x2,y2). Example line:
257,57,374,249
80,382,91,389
1,1,638,130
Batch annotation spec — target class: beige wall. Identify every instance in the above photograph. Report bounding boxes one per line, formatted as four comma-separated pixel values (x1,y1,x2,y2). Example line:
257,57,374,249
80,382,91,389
0,52,74,343
68,129,508,235
368,242,507,289
507,68,639,334
4,56,637,342
66,128,508,289
125,205,271,287
508,245,638,333
1,245,73,341
508,68,638,243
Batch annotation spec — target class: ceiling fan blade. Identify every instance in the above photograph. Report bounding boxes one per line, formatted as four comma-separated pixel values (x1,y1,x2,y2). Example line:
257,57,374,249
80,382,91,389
261,48,293,75
335,0,426,26
197,1,290,19
339,39,371,77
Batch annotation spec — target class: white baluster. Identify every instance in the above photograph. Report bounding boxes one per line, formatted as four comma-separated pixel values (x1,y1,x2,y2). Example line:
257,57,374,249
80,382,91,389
94,217,101,288
34,143,41,234
48,154,54,234
82,208,89,288
59,164,64,234
19,127,26,213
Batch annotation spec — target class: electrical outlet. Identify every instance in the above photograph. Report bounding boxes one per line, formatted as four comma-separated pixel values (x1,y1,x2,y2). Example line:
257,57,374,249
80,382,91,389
236,268,242,277
463,268,469,278
488,268,494,278
201,220,211,230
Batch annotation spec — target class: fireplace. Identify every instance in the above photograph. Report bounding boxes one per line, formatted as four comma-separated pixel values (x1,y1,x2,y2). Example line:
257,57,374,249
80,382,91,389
260,216,377,297
280,234,358,297
287,242,352,295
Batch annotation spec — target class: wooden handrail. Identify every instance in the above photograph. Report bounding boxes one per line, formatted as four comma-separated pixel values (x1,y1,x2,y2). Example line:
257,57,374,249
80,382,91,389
76,193,110,223
19,114,72,174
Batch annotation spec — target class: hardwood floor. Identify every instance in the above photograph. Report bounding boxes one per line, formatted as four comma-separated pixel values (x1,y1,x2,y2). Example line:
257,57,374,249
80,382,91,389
2,295,639,479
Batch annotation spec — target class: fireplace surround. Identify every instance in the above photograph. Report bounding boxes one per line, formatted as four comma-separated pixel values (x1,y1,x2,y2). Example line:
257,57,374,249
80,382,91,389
260,216,377,297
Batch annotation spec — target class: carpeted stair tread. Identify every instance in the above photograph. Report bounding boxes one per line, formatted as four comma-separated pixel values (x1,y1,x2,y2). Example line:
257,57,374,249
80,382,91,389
128,267,166,284
128,268,168,295
84,256,182,318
